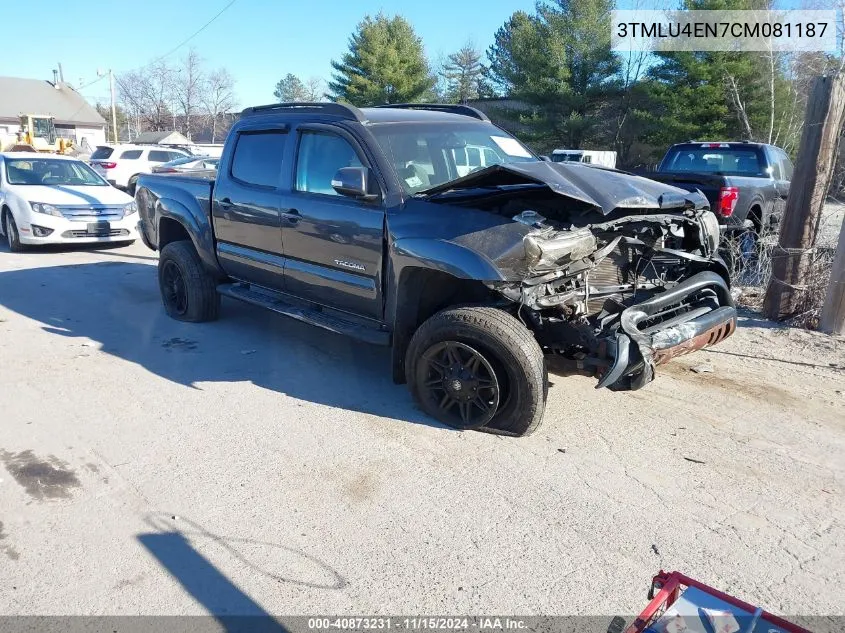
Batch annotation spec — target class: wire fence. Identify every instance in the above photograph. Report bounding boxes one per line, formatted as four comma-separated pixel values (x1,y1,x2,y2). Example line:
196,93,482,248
726,200,841,328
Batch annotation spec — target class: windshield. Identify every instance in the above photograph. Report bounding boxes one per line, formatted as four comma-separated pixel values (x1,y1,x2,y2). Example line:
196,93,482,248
5,158,108,186
370,122,536,194
662,146,763,176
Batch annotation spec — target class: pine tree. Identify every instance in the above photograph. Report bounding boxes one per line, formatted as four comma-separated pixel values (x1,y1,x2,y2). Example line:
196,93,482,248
441,44,485,104
329,14,436,106
486,0,620,149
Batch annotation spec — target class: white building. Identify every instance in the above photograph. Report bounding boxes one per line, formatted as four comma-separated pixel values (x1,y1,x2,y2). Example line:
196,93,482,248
0,76,106,151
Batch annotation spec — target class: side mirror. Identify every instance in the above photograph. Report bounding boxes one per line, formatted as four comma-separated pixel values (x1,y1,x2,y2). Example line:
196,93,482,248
539,155,551,162
332,166,378,200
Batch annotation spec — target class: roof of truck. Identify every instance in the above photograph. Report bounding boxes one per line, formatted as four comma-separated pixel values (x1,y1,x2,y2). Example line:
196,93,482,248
240,103,491,125
360,107,485,123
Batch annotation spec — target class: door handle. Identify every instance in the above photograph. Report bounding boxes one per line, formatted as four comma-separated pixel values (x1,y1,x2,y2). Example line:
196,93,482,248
281,209,301,224
218,197,233,210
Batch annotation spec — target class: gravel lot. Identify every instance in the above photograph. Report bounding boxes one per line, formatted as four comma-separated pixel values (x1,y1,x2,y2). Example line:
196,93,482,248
0,241,843,619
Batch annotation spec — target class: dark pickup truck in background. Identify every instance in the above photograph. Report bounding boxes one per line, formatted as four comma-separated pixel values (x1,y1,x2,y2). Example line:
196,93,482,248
136,102,736,437
648,141,793,238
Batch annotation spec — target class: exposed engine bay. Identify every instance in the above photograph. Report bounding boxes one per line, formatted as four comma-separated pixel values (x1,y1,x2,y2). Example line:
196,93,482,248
422,161,737,391
491,206,732,390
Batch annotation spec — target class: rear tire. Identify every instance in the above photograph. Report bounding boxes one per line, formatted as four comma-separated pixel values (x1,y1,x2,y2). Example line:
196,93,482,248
406,306,547,436
158,240,220,322
3,210,24,253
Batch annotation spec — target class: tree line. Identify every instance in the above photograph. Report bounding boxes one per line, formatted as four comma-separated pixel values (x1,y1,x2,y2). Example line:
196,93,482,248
104,0,840,163
274,0,840,167
101,49,238,143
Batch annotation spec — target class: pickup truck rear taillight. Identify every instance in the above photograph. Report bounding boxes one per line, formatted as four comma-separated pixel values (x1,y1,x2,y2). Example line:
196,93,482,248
718,186,739,217
98,162,117,169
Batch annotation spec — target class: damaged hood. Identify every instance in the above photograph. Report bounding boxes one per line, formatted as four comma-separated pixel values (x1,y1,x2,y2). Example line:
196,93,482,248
418,161,709,215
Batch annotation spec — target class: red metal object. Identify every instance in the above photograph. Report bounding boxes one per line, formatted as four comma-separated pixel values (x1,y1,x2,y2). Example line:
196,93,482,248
624,570,811,633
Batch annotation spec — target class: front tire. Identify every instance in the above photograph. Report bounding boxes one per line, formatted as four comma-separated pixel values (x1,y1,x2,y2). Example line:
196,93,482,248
406,306,547,436
158,240,220,322
3,211,24,253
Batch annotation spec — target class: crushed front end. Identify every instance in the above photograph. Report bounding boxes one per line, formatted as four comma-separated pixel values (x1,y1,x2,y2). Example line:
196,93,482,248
488,201,736,391
422,161,737,391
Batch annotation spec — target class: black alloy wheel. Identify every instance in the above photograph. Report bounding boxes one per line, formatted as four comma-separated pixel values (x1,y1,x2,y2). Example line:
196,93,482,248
161,259,188,316
417,341,500,430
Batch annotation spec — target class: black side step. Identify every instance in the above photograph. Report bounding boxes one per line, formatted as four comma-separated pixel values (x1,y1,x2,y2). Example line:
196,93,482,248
217,283,390,346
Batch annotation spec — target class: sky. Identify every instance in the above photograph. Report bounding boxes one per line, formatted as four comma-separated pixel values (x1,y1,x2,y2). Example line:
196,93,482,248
0,0,537,109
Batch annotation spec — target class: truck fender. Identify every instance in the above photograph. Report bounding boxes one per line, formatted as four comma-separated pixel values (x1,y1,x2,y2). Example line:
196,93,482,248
155,196,224,277
390,237,506,283
386,238,507,383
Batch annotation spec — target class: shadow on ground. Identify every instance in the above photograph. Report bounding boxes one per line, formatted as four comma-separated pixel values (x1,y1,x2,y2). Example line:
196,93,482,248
0,260,443,430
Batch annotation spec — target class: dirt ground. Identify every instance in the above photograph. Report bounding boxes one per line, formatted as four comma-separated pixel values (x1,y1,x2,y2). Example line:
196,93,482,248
0,241,843,620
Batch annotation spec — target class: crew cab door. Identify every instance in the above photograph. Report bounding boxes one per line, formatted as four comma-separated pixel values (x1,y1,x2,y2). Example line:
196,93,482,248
278,124,385,319
211,123,289,291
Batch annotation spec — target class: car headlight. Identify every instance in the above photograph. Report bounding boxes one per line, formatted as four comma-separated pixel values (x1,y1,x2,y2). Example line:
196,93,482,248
122,201,137,217
30,202,63,217
700,210,721,254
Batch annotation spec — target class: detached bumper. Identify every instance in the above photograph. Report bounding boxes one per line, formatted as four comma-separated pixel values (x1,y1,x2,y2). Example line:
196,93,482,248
597,271,736,390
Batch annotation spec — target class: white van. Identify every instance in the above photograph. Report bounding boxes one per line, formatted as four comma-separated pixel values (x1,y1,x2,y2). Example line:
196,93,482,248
551,149,617,169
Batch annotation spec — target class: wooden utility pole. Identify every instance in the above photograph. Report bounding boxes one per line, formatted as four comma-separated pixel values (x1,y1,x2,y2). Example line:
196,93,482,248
820,217,845,333
763,74,845,320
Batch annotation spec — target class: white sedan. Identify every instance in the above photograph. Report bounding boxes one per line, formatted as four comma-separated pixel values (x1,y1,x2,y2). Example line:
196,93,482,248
0,152,139,252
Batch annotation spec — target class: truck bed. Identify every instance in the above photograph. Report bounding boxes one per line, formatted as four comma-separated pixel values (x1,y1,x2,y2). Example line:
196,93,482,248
135,171,216,251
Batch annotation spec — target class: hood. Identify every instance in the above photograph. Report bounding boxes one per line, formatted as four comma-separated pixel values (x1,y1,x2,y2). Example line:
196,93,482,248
419,161,709,215
10,185,133,206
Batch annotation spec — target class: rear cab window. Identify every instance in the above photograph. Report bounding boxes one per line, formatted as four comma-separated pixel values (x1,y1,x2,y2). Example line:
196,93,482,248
662,145,764,176
230,131,287,188
120,150,142,159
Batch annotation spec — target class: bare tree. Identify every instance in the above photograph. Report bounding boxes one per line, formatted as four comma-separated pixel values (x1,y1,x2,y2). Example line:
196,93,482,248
203,69,237,143
441,42,485,104
273,74,324,102
174,49,206,140
725,73,754,140
117,60,176,132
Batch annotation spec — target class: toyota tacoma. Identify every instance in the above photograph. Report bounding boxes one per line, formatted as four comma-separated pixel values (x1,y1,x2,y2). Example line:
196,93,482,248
135,103,736,436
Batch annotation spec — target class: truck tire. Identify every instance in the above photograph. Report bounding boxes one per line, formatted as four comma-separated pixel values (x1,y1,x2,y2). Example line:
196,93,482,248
406,306,547,436
158,240,220,322
3,210,24,253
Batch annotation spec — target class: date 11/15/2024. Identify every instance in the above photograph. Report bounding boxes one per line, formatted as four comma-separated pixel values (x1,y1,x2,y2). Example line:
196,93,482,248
308,618,529,631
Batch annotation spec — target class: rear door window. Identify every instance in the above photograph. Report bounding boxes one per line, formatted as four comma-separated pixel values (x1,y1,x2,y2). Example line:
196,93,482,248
120,150,142,159
148,150,172,163
230,131,287,188
90,147,113,159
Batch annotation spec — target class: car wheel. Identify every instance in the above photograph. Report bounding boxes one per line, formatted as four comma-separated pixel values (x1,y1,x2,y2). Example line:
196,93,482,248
406,306,547,436
3,211,24,253
158,240,220,322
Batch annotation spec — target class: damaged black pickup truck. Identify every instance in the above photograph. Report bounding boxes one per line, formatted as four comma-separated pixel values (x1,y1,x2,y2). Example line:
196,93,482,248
135,102,736,437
